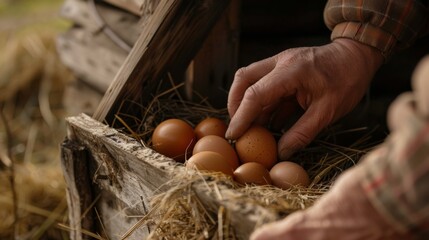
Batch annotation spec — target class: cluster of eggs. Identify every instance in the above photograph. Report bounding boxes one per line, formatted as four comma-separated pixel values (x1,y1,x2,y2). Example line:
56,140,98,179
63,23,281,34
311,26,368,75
151,117,310,190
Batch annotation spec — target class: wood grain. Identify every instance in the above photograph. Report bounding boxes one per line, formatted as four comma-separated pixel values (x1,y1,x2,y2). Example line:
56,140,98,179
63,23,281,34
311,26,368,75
65,113,278,239
60,140,95,240
93,0,230,123
63,79,104,116
185,0,241,108
57,28,128,91
61,0,142,43
103,0,159,16
58,0,142,91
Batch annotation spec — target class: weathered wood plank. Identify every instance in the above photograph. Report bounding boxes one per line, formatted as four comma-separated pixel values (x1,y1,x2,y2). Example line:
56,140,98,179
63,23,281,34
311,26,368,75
66,113,278,239
103,0,159,16
95,190,150,240
61,0,99,32
60,0,142,48
184,0,241,108
66,113,178,239
60,139,95,240
93,0,231,123
57,27,128,91
63,79,104,116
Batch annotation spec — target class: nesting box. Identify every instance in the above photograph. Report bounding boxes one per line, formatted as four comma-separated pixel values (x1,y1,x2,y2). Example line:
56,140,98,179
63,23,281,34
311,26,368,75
59,0,362,239
59,0,281,239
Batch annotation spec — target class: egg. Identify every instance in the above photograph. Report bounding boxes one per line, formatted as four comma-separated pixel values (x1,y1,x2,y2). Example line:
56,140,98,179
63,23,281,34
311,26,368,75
193,135,239,170
233,162,272,186
269,161,310,190
235,124,277,169
151,118,196,163
194,117,227,139
186,151,234,177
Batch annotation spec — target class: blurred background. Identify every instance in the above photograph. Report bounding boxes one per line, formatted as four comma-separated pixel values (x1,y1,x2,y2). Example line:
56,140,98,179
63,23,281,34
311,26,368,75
1,0,428,239
0,0,72,238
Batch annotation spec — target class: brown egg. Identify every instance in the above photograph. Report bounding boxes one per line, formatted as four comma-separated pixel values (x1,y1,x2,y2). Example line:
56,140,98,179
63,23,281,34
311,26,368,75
194,117,228,139
233,162,272,186
193,135,239,170
151,118,196,163
235,124,277,169
269,161,310,190
186,151,234,177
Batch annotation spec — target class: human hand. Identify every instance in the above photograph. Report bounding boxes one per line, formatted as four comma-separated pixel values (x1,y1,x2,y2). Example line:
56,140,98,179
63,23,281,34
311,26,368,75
226,38,383,160
249,55,429,240
250,164,411,240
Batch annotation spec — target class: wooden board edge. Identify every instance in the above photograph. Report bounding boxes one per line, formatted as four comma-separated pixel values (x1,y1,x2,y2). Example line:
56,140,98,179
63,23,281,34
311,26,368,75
65,113,278,239
60,139,95,240
93,0,230,123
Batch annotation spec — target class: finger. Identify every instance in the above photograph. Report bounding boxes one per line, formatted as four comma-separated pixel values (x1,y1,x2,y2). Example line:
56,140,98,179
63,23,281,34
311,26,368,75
278,103,333,160
228,57,276,118
226,70,294,140
412,55,429,118
250,221,291,240
387,92,415,131
250,212,307,240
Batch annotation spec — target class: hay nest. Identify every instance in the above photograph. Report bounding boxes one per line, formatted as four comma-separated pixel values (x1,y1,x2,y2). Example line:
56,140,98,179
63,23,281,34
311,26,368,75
113,79,382,239
121,169,328,240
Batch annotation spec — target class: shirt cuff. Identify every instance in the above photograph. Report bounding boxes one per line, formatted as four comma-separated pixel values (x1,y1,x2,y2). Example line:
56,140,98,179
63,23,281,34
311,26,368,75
330,22,396,59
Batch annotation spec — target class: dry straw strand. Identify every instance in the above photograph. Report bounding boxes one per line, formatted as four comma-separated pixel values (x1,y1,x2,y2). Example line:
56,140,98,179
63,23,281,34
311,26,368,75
112,77,382,239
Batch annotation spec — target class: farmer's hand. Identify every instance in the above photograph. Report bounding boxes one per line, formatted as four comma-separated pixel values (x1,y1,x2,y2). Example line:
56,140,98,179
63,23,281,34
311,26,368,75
250,55,429,240
250,164,411,240
226,38,383,160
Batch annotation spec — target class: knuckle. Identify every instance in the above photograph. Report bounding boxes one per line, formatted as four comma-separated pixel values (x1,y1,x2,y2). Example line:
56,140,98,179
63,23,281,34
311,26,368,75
234,67,248,80
244,84,260,101
291,130,312,148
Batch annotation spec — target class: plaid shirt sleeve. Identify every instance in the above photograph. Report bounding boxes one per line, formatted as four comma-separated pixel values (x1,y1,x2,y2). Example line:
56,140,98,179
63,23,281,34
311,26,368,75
324,0,429,58
359,57,429,238
361,118,429,237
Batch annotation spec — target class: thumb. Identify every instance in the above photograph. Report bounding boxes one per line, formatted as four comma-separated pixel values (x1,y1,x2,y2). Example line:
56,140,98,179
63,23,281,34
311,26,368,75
250,212,307,240
412,55,429,118
278,105,331,160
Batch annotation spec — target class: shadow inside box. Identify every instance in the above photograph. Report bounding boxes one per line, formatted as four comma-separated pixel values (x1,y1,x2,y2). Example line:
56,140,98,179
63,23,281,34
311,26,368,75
324,94,394,148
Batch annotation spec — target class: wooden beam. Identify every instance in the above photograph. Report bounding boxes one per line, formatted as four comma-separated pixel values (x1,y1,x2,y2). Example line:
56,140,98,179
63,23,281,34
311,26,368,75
102,0,159,16
93,0,230,123
60,139,95,240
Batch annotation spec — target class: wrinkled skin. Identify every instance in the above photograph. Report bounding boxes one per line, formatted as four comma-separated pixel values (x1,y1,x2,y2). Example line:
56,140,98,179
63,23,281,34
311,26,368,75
226,38,384,160
249,55,429,240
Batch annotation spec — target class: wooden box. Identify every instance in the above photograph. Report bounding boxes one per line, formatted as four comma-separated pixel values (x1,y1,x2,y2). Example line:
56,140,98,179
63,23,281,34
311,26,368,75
62,112,283,239
58,0,241,116
59,0,374,239
58,0,284,239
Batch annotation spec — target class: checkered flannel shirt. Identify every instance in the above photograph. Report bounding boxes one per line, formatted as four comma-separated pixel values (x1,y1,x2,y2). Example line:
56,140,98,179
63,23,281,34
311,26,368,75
324,0,429,58
325,0,429,238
